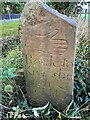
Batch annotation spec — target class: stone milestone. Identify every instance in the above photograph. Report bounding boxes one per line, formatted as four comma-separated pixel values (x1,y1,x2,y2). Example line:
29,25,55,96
19,0,77,110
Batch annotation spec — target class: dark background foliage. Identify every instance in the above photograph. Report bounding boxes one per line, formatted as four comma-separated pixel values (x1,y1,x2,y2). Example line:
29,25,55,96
1,2,76,16
1,2,25,14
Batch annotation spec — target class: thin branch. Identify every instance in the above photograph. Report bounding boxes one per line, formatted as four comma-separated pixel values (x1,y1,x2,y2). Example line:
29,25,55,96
0,103,10,109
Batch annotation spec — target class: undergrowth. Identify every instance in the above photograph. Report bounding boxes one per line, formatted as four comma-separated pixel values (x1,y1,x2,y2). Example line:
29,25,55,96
1,45,23,69
0,62,90,119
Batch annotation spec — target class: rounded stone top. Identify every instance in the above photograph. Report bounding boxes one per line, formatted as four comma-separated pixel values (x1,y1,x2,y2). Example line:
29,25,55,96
28,0,77,27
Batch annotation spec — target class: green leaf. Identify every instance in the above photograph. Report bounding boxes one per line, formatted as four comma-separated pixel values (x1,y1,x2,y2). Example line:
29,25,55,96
17,114,22,119
2,69,8,79
8,68,16,74
3,69,8,75
9,74,17,78
23,99,29,108
4,85,13,93
0,75,7,79
8,68,17,78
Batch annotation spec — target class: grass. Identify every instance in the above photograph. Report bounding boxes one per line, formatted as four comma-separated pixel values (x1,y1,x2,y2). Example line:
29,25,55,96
0,21,19,38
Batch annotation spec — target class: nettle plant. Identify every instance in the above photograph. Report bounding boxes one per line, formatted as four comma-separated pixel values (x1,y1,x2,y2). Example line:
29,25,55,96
74,58,89,81
0,68,17,93
74,58,89,106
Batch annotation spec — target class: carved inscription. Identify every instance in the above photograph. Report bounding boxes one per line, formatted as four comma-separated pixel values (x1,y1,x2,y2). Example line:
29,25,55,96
36,29,68,55
51,39,67,55
30,69,72,81
28,54,73,68
28,55,73,82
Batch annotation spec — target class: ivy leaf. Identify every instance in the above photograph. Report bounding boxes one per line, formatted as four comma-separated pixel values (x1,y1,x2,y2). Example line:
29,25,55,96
8,68,17,78
8,68,16,73
9,73,17,78
2,69,8,79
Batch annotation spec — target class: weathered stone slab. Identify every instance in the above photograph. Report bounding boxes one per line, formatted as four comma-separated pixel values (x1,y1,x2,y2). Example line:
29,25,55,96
19,0,76,110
